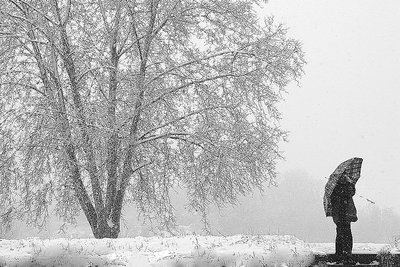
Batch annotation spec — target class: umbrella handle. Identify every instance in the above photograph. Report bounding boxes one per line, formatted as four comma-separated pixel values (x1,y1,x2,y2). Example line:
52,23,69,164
355,192,376,204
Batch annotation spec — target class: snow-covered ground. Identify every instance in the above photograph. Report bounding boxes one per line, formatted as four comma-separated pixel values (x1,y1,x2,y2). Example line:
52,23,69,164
0,235,397,267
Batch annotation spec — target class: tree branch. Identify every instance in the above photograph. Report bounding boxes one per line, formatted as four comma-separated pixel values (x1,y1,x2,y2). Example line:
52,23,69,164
146,50,235,85
12,2,100,233
111,0,161,229
0,81,46,97
8,0,57,25
124,0,143,61
105,0,122,219
139,105,234,139
135,132,189,146
62,0,72,26
0,32,48,44
57,13,105,216
134,132,207,152
98,0,112,34
0,10,62,55
142,73,244,111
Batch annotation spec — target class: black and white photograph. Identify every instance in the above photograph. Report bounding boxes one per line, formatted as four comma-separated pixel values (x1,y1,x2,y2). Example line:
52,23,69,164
0,0,399,266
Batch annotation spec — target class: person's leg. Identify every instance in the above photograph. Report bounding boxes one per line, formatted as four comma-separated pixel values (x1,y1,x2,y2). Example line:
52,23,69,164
343,222,354,263
335,222,345,261
348,223,353,254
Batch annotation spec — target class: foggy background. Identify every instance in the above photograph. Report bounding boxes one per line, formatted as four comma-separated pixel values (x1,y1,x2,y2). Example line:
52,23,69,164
2,0,400,243
4,171,400,243
266,0,400,214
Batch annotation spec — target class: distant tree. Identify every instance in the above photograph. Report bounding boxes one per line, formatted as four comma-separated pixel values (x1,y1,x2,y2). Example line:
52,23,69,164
0,0,305,238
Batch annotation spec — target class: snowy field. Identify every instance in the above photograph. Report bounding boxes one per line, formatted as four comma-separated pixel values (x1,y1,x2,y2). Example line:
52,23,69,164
0,235,396,267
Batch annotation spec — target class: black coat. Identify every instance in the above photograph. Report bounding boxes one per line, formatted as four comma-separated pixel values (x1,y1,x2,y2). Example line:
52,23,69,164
331,182,358,224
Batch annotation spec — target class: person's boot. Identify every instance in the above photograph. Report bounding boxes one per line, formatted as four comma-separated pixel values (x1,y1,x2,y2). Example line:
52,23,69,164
333,253,344,264
343,252,356,265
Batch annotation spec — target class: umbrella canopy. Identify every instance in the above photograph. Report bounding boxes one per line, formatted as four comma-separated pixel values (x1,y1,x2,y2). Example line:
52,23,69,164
323,157,363,217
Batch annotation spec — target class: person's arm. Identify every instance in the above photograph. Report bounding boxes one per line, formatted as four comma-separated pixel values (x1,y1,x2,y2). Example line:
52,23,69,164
348,183,356,197
341,182,355,198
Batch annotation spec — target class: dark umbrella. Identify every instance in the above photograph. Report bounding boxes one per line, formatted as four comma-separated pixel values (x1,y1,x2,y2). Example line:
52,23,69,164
323,157,363,217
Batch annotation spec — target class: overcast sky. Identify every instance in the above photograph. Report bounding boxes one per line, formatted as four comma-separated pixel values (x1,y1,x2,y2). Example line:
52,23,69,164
259,1,400,212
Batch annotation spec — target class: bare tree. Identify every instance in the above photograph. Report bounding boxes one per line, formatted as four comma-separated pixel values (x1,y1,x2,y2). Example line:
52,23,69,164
0,0,305,238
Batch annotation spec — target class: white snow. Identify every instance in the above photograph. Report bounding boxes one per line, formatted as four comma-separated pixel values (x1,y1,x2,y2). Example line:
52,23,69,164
0,235,396,267
107,219,115,228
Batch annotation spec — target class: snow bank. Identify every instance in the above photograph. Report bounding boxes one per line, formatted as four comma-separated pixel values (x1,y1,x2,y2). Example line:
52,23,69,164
0,235,391,267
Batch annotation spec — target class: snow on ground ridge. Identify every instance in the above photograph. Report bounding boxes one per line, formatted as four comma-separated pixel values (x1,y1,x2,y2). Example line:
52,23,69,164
0,234,392,267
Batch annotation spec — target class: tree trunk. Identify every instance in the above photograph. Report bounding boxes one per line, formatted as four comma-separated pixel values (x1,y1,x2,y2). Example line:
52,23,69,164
86,206,121,239
93,219,120,239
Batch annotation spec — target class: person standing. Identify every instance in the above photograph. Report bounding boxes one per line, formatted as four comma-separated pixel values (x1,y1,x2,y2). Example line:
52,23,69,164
330,174,358,264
